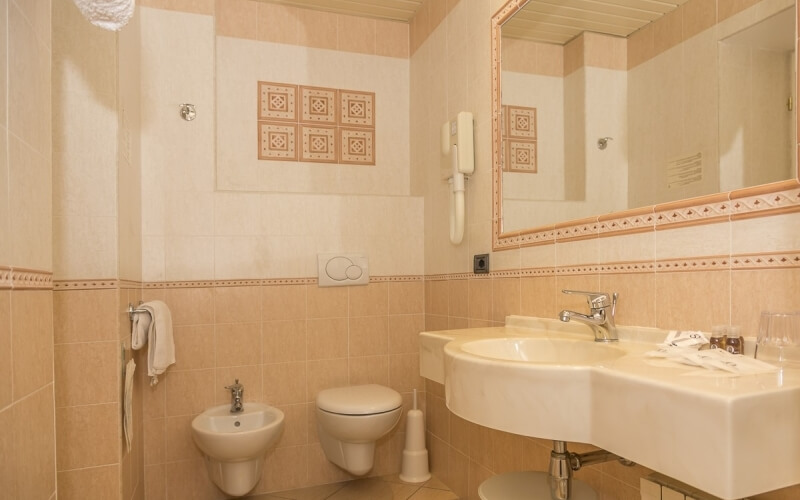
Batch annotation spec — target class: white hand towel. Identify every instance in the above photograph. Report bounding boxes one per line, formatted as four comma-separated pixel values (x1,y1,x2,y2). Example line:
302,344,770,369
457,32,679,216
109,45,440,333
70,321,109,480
123,357,136,452
72,0,135,31
131,300,175,386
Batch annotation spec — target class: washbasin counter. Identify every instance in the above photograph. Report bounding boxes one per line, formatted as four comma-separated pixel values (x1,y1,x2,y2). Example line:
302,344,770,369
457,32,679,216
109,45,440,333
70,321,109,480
420,316,800,500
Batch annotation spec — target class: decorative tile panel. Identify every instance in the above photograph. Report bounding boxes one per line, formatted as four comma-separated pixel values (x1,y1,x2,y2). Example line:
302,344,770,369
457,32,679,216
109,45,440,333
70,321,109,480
506,105,537,139
501,104,537,173
340,128,375,165
300,86,337,125
507,140,537,173
258,82,375,165
258,122,298,160
300,125,337,163
258,82,297,121
340,90,375,127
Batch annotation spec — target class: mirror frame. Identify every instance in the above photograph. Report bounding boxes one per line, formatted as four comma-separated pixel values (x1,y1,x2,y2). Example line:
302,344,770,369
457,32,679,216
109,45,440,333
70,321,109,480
491,0,800,251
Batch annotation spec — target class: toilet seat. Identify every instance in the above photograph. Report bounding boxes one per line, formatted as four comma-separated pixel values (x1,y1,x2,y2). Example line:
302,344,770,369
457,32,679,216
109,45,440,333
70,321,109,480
316,384,402,415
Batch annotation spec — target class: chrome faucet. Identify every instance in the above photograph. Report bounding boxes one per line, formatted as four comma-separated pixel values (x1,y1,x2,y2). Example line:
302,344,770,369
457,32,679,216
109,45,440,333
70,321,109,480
225,379,244,413
558,290,619,342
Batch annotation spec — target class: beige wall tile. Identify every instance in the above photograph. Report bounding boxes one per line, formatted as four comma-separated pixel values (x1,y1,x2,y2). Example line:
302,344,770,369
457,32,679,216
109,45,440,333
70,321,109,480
164,458,220,499
467,278,492,321
56,402,118,470
165,415,202,461
297,8,337,50
307,285,348,319
143,417,165,465
427,280,449,316
655,271,731,331
259,445,310,492
14,385,56,498
388,353,423,393
388,313,424,354
307,317,348,359
520,276,557,319
262,319,306,363
306,358,348,401
653,7,682,55
263,361,306,405
172,324,215,371
9,136,52,271
376,19,409,58
145,464,166,500
731,269,800,337
337,13,376,55
214,285,261,323
257,2,298,45
214,0,257,39
275,403,308,448
0,291,10,408
263,284,306,321
599,273,656,328
164,369,214,416
55,341,118,407
349,315,388,356
628,23,654,69
682,0,716,40
164,287,214,326
215,322,261,367
389,281,424,314
11,290,53,398
9,3,50,156
57,464,120,500
349,354,389,386
0,407,17,499
491,277,520,323
718,0,762,22
349,282,388,317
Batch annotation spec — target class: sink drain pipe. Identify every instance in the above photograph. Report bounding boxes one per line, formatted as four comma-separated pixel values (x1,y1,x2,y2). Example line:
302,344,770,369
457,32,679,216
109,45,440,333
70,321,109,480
548,440,634,500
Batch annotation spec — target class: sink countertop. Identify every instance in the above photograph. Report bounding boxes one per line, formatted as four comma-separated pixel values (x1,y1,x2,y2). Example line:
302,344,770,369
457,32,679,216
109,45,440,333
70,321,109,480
420,316,800,499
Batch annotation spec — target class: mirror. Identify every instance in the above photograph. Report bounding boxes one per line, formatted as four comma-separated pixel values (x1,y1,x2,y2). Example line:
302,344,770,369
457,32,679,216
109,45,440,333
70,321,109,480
492,0,799,248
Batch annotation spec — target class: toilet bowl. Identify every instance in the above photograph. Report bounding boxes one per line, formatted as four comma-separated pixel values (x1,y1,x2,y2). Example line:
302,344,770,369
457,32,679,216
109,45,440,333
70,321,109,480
316,384,403,475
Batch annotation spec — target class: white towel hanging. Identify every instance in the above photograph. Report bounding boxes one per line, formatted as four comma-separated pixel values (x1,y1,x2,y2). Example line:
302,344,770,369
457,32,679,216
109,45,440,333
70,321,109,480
130,300,175,386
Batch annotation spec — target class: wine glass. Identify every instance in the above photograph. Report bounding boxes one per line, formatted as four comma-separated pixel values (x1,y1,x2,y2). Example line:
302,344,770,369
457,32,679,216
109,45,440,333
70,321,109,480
755,311,800,368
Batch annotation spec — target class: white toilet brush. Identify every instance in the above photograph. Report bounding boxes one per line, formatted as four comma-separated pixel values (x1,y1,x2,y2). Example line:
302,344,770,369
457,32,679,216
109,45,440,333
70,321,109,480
399,389,431,483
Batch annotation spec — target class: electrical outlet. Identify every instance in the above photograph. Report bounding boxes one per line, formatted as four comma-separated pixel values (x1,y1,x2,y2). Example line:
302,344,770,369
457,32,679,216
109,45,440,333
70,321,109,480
473,254,489,274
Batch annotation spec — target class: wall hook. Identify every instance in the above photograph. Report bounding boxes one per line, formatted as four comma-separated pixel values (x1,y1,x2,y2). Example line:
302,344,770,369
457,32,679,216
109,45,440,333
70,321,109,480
597,137,613,150
179,103,196,121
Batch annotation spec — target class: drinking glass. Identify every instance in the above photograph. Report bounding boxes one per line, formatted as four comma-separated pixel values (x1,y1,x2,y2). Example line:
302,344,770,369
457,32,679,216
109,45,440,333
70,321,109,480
755,311,800,368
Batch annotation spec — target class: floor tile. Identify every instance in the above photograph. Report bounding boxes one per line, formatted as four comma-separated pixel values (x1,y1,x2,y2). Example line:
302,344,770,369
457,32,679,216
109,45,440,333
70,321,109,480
327,477,420,500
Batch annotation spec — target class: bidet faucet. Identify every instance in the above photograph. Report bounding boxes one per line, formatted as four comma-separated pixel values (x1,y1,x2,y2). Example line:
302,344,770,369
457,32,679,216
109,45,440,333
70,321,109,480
558,290,618,342
225,379,244,413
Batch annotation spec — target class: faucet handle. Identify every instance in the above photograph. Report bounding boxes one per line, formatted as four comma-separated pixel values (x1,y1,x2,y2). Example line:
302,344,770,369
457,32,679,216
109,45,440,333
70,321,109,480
561,289,614,309
225,379,243,393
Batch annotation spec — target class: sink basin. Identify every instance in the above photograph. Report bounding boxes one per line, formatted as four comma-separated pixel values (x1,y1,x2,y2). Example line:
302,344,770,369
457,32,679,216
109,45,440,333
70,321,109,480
460,337,625,364
424,316,800,500
192,403,284,461
192,403,284,497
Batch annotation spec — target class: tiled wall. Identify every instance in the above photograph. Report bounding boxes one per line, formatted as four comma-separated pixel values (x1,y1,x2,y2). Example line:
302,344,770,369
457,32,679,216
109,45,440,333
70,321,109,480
0,0,57,499
53,285,145,500
138,279,424,498
415,0,800,499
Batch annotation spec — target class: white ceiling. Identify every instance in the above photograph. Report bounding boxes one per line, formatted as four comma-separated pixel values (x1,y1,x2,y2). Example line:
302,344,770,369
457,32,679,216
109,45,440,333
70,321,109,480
256,0,690,44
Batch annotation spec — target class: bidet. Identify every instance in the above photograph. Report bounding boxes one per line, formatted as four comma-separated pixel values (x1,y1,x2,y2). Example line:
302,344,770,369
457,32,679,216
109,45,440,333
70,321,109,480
191,402,284,497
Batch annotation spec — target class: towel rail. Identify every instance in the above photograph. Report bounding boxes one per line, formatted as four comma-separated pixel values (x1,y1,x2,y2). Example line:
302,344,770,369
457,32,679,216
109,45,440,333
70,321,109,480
128,302,147,321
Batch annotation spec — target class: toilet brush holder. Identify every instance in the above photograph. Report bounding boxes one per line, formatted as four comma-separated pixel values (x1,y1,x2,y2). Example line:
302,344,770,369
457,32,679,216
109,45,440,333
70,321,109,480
399,390,431,483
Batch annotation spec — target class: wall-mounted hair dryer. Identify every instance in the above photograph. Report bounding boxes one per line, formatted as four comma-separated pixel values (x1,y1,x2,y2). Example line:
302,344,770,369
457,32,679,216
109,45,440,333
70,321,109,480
441,111,474,245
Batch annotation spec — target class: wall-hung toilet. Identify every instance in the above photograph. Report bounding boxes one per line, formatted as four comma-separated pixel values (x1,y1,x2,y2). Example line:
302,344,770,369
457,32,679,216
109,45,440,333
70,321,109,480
316,384,403,475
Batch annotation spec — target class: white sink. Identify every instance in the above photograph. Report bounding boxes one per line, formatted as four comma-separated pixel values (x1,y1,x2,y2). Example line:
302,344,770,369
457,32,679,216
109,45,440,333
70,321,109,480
460,337,625,364
424,316,800,500
192,403,284,496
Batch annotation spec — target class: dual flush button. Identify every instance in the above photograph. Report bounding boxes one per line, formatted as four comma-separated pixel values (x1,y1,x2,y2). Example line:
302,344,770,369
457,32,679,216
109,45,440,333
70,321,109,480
317,253,369,287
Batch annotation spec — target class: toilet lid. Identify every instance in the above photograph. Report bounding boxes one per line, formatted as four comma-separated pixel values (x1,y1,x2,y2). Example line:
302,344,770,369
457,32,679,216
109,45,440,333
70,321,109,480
316,384,402,415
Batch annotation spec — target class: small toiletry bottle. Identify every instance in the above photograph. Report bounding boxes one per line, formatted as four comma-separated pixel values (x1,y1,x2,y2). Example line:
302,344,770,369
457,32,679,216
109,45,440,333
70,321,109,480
710,325,727,350
725,326,744,355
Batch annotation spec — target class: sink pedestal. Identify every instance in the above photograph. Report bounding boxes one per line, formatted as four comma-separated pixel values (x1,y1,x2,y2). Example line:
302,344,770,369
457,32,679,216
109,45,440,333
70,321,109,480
204,455,264,497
